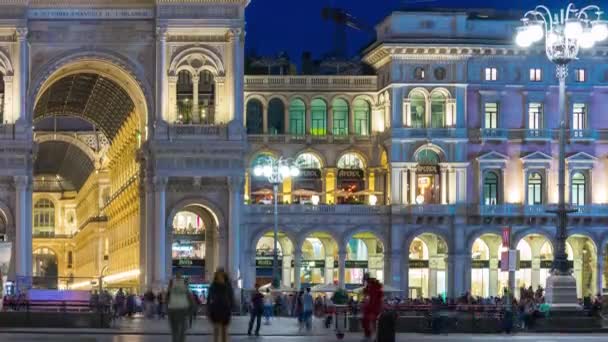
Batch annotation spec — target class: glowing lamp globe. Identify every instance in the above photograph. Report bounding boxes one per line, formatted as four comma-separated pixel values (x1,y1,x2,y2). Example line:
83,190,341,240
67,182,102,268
592,21,608,42
515,27,533,47
279,165,290,178
579,29,596,49
253,166,263,177
311,195,320,206
290,167,300,177
368,195,378,206
528,22,544,42
564,20,583,38
415,195,425,205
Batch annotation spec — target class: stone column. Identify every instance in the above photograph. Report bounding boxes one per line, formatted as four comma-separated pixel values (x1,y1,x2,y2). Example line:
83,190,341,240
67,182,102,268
167,76,178,123
284,107,290,134
153,176,168,287
262,103,268,134
283,254,293,288
325,256,334,284
489,257,499,296
305,106,312,135
156,26,168,123
14,176,32,283
243,249,255,289
294,249,302,290
338,251,346,288
192,75,200,124
597,248,604,296
440,164,448,204
327,106,334,135
348,105,355,136
16,28,28,123
388,250,403,290
228,176,244,284
2,75,13,123
409,167,417,204
227,29,244,124
141,176,155,289
390,168,401,205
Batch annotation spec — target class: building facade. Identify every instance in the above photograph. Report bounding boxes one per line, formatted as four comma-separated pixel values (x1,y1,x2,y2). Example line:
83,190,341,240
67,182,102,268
0,2,606,299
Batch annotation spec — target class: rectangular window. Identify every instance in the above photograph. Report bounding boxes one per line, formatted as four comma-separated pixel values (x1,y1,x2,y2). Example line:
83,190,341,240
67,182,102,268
575,68,586,82
485,67,497,81
528,103,543,135
484,103,498,129
572,103,586,137
530,68,542,82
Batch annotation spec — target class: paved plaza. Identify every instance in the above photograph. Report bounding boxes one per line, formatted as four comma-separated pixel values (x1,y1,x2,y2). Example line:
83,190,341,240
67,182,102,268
3,333,608,342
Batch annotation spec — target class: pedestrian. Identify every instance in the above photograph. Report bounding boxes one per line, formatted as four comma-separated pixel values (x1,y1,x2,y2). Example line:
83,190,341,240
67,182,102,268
263,288,273,324
144,288,155,318
167,272,194,342
295,290,304,330
247,284,264,336
361,275,383,342
302,287,314,333
208,268,234,342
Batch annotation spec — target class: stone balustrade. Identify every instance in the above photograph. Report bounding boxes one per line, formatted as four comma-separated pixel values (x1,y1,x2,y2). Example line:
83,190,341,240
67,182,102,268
244,75,378,91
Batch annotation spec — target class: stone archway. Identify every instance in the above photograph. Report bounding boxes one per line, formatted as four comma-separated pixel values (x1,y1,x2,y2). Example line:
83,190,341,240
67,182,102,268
166,199,225,286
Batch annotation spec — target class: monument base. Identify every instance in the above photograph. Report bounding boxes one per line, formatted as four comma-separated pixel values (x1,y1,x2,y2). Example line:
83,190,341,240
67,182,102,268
544,273,580,310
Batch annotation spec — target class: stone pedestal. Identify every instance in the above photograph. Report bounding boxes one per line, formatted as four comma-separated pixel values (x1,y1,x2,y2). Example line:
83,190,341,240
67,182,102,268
545,274,580,310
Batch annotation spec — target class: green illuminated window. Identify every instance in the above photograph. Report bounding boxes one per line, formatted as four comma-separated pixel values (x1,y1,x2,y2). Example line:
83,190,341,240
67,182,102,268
311,99,327,136
354,99,370,136
289,99,306,135
332,98,348,136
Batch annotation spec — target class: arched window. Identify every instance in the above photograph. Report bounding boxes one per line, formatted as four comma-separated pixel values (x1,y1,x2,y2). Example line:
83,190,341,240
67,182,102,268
354,99,371,136
268,99,285,135
337,153,365,170
176,70,194,123
332,98,349,136
245,99,263,134
295,153,322,169
33,199,55,236
483,171,499,205
410,90,426,128
527,172,543,205
197,70,215,124
571,172,586,206
310,99,327,136
430,92,446,128
289,99,305,135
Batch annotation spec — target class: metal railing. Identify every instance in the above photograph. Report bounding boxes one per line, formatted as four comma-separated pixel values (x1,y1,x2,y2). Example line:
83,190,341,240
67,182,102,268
244,204,390,215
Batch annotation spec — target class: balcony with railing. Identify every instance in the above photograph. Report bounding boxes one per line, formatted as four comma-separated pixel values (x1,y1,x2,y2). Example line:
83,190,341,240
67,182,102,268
244,204,390,216
247,133,375,145
244,75,378,92
570,129,597,141
477,204,608,217
480,128,509,141
393,128,467,141
525,129,552,141
167,124,228,141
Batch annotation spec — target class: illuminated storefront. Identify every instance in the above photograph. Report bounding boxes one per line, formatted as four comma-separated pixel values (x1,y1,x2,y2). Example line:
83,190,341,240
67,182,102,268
408,234,447,299
301,233,338,287
336,153,366,204
345,232,384,287
172,211,206,284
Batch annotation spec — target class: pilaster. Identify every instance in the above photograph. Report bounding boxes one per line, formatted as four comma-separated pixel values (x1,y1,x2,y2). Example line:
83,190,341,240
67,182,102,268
153,176,168,287
228,176,244,283
156,26,168,123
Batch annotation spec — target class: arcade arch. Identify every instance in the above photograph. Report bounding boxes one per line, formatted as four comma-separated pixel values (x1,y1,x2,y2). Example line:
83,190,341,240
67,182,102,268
300,232,338,286
408,233,448,299
254,231,295,287
345,232,384,286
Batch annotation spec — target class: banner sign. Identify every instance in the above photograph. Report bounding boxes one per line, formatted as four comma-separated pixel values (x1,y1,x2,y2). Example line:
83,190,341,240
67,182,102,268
256,259,283,268
337,169,364,180
502,227,511,249
302,260,325,268
540,260,574,268
173,259,205,267
408,260,429,269
471,260,490,268
29,8,155,20
345,260,368,268
416,165,439,174
298,169,321,179
519,260,532,268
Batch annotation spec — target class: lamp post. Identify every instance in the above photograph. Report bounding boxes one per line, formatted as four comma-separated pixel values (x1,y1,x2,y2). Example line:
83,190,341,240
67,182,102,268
253,157,300,289
515,4,608,308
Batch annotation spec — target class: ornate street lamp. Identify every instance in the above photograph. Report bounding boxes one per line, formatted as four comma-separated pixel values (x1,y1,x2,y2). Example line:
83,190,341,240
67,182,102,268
515,4,607,308
253,157,300,289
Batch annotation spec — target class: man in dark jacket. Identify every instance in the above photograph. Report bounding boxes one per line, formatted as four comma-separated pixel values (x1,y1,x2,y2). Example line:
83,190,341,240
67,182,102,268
248,284,264,336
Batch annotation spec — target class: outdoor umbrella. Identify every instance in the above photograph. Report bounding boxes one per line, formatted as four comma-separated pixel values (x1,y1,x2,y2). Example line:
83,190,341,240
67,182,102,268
311,283,338,292
291,189,320,197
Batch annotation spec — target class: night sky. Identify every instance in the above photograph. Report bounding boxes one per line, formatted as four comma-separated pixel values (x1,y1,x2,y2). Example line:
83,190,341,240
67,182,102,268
245,0,608,66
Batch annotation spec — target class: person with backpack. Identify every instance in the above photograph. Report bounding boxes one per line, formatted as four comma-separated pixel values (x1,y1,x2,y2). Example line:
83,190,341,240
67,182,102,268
167,272,194,342
248,284,264,336
208,268,234,342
